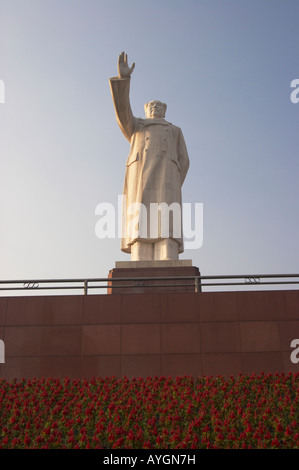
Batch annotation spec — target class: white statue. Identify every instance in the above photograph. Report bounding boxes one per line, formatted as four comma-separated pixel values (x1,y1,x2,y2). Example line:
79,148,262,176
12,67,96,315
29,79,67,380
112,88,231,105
109,52,190,261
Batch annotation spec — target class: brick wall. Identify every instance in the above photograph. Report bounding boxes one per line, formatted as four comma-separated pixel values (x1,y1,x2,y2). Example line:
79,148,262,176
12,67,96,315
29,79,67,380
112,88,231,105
0,290,298,379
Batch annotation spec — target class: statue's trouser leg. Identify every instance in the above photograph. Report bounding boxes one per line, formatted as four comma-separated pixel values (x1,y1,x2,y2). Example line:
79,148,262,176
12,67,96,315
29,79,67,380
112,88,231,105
154,239,179,261
131,241,154,261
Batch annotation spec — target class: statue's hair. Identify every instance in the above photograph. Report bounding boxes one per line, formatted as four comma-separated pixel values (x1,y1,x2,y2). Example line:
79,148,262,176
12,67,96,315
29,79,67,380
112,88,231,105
144,100,167,118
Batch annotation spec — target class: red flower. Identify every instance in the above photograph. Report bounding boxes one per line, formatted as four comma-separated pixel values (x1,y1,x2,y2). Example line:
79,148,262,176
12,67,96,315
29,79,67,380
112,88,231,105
276,423,283,433
271,438,280,447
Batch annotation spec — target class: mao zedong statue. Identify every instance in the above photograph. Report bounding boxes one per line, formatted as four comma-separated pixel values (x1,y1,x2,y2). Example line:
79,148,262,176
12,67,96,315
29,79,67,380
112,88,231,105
109,52,189,261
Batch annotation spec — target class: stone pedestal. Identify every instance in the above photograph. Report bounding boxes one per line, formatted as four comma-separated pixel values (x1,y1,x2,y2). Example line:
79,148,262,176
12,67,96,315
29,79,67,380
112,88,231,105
108,260,201,294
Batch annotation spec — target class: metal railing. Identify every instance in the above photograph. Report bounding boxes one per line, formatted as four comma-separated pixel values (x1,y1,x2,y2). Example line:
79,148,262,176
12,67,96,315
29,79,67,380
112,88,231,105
0,273,298,295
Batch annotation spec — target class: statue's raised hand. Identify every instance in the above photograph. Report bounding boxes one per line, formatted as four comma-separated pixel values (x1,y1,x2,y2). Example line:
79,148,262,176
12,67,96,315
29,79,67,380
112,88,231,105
118,51,135,78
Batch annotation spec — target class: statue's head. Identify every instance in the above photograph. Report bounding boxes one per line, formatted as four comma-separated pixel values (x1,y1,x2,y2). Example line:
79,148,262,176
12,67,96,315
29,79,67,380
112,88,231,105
144,100,167,119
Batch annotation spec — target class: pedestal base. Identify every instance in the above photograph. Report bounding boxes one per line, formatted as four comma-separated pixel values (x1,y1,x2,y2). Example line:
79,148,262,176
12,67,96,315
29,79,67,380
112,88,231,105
108,261,201,294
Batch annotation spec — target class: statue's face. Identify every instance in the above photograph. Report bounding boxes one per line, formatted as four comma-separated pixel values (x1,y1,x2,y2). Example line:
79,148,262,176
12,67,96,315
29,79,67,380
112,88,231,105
145,100,167,119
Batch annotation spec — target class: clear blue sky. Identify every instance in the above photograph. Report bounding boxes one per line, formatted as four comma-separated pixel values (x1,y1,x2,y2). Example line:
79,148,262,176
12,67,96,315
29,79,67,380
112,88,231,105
0,0,298,285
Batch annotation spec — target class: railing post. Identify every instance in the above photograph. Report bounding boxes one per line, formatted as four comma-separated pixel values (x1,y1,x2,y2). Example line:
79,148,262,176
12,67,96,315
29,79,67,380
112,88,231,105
195,277,200,293
84,280,88,295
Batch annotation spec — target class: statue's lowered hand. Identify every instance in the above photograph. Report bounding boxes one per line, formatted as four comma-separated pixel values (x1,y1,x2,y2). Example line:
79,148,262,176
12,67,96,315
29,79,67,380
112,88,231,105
117,51,135,78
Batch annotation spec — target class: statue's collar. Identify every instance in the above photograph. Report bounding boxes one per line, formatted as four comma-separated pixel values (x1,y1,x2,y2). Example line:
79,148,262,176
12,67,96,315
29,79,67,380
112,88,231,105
143,118,170,127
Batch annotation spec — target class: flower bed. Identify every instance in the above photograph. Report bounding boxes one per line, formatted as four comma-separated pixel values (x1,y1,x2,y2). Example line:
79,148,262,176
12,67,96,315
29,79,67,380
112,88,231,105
0,373,298,449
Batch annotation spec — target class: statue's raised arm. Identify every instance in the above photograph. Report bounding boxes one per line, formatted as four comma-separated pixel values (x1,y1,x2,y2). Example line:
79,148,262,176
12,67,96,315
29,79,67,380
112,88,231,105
109,51,135,142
